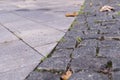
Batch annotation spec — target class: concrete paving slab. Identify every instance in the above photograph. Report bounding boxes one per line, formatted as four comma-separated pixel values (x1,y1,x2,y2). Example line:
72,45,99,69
4,20,65,47
46,17,75,32
35,42,58,56
0,13,26,23
13,2,39,10
13,10,75,31
13,10,65,23
0,2,17,10
18,27,65,47
3,19,38,32
12,0,84,31
0,26,18,44
0,40,43,73
0,40,43,79
0,5,18,11
0,64,38,80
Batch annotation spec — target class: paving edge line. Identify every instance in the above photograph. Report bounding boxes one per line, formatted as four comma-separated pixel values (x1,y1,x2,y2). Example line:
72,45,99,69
0,22,45,58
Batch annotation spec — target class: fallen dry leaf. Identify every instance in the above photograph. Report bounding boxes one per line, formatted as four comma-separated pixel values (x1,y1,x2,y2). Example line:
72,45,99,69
65,12,78,17
90,2,93,7
100,5,115,12
61,69,72,80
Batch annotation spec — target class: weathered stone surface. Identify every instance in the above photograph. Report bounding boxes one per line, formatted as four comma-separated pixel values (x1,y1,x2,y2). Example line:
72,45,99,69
112,71,120,80
38,57,70,71
99,47,120,58
72,46,96,58
112,58,120,69
79,39,98,47
56,36,76,49
65,28,85,39
52,48,73,58
69,71,109,80
36,0,120,79
98,40,120,58
26,71,60,80
71,57,111,72
98,40,120,48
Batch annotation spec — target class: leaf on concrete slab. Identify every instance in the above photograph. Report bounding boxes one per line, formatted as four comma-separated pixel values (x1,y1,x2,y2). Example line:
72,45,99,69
60,69,72,80
65,12,78,17
100,5,115,12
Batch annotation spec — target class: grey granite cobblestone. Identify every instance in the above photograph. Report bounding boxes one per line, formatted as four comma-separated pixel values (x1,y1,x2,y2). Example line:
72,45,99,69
112,71,120,80
38,57,70,71
26,71,60,80
69,71,109,80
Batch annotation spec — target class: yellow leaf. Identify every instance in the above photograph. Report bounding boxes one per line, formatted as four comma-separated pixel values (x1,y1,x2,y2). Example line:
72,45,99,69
61,70,72,80
65,12,78,17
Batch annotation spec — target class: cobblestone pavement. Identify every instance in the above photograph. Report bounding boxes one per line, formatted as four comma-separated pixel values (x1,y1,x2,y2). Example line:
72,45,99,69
0,0,84,80
26,0,120,80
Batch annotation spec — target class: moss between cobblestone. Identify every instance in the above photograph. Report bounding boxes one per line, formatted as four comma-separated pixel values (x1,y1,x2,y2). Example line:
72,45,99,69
78,2,85,15
40,46,58,63
35,68,63,75
68,19,78,31
75,36,82,48
59,37,67,43
94,20,103,24
76,36,82,43
95,46,99,57
117,4,120,6
116,11,120,15
68,2,85,31
41,56,48,63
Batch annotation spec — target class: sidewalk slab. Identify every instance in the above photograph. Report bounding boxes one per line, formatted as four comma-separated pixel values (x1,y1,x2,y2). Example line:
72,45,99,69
0,40,43,80
12,0,84,32
0,13,26,23
13,10,75,31
0,64,38,80
0,25,18,43
35,42,58,57
4,19,65,47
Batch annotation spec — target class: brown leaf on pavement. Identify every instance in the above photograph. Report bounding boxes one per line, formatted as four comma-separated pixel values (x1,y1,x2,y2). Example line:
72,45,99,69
90,2,93,7
100,5,115,12
65,12,78,17
60,69,72,80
